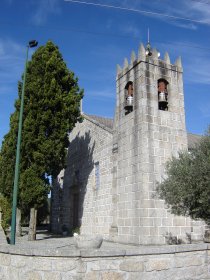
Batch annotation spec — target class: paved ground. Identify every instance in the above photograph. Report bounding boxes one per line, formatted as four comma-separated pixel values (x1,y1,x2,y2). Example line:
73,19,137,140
1,227,208,259
6,227,141,251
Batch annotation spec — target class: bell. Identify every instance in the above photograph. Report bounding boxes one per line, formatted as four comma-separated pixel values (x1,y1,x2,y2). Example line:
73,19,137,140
158,92,167,103
124,95,133,109
158,91,168,111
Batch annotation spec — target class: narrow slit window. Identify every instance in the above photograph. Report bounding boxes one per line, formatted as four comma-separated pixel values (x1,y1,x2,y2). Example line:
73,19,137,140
94,162,100,190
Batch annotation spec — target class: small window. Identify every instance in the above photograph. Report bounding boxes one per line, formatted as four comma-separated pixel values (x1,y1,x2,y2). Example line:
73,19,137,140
158,79,168,111
94,162,100,190
124,81,134,115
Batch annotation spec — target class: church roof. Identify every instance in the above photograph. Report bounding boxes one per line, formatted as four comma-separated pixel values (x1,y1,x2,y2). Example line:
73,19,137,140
86,114,113,129
187,133,202,149
84,114,113,133
84,114,202,149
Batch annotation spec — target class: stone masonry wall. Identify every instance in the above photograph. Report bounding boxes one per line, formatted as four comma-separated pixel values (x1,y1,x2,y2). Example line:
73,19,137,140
51,171,64,233
54,116,114,236
112,48,204,245
51,44,205,244
0,244,209,279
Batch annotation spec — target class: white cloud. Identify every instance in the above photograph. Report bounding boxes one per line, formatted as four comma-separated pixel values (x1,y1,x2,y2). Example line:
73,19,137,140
31,0,61,25
97,0,210,29
186,1,210,24
168,21,197,30
185,57,210,85
86,88,115,100
182,52,210,85
153,0,210,27
0,39,25,95
119,22,141,38
63,0,209,30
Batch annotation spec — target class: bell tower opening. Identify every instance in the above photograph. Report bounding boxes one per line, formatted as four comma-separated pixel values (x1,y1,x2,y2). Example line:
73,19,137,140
124,81,134,115
158,78,168,111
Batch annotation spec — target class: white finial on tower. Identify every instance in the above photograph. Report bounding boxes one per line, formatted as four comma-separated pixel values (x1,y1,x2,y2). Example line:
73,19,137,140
152,48,159,59
117,64,122,75
175,56,182,68
164,52,171,64
124,58,129,68
138,43,146,60
131,50,136,63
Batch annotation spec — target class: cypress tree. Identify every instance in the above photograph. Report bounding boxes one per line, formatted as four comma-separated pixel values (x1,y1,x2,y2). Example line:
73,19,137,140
0,41,83,239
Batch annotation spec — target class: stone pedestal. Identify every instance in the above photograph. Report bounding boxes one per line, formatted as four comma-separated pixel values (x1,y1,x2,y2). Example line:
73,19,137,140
74,234,103,249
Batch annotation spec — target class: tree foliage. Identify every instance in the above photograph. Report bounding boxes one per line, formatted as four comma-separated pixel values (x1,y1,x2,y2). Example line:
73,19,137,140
21,40,83,178
19,167,50,210
0,41,83,229
0,114,18,199
0,114,18,228
0,195,11,229
156,129,210,225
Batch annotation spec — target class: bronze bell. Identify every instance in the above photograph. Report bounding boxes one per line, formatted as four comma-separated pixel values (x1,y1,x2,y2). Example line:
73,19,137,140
158,92,168,110
158,92,167,103
124,95,133,110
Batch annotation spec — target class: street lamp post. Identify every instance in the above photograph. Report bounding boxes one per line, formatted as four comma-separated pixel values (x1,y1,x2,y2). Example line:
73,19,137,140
10,40,38,245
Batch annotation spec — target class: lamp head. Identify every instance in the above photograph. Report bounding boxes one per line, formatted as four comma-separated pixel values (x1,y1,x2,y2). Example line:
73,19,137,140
28,40,38,48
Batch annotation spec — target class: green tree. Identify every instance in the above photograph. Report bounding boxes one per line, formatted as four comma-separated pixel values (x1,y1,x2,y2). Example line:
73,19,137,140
0,195,11,230
0,41,83,239
156,129,210,225
0,114,18,230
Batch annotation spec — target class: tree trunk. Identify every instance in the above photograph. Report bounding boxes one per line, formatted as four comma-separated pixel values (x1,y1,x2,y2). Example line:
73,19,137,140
28,207,37,241
16,208,22,237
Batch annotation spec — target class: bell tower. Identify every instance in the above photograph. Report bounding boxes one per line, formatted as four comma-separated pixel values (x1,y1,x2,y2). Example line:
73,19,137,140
110,43,195,245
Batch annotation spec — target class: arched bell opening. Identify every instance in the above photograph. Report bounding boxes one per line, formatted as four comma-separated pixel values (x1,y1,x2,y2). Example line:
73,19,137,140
158,78,169,111
124,81,134,115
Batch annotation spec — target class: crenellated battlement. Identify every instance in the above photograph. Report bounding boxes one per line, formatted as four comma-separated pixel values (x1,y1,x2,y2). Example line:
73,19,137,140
116,43,183,76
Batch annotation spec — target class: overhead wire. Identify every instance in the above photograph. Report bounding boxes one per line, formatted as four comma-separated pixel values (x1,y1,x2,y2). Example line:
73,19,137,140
64,0,210,25
189,0,210,4
1,19,210,52
0,1,209,52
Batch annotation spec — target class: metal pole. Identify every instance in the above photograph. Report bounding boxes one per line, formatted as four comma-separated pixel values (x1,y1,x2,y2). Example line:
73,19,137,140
10,46,29,245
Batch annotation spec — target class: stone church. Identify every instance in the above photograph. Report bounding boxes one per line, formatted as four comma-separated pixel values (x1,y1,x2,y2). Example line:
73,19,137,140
51,43,204,245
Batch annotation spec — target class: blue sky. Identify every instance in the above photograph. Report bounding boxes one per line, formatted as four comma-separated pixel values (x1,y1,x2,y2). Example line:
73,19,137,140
0,0,210,147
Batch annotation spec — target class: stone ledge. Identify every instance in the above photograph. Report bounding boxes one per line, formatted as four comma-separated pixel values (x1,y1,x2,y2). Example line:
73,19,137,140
0,243,208,258
81,249,126,257
0,246,81,257
126,243,209,256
